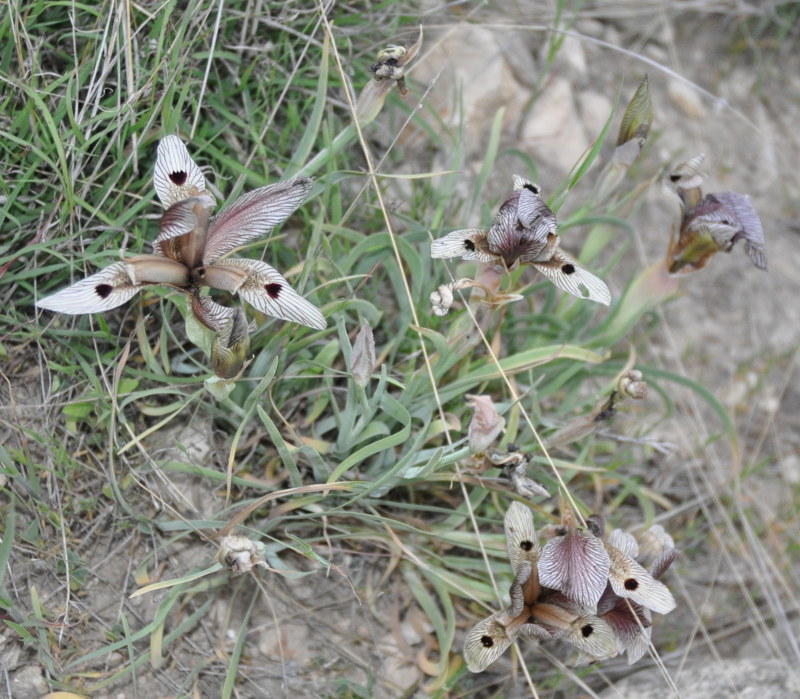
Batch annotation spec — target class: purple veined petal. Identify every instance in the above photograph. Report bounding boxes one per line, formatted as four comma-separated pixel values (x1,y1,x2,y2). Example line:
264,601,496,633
601,597,652,664
203,258,326,330
606,543,676,615
486,194,551,266
462,611,515,673
608,529,639,560
537,528,610,612
202,178,313,265
153,135,209,209
36,261,142,314
531,248,611,306
706,191,767,270
430,229,498,263
504,501,540,577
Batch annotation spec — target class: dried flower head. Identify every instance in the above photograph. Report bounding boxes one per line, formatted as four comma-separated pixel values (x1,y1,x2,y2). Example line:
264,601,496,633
36,136,326,374
466,394,505,453
463,503,677,672
665,154,767,273
218,535,268,575
355,26,423,126
431,176,611,305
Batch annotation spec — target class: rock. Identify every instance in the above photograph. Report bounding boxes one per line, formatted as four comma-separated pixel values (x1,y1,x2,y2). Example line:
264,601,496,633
600,658,800,698
10,665,47,699
413,26,530,158
521,75,589,178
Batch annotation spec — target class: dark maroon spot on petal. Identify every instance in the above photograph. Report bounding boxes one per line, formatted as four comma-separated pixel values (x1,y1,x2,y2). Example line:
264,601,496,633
480,635,494,648
95,284,113,299
624,578,639,591
464,239,476,251
523,183,541,194
520,540,534,552
669,174,681,182
555,527,567,536
561,263,576,275
265,283,282,299
169,171,188,186
581,624,594,638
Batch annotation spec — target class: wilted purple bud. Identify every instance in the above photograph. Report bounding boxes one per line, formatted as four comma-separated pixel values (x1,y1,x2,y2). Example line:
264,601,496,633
350,321,376,387
466,394,505,453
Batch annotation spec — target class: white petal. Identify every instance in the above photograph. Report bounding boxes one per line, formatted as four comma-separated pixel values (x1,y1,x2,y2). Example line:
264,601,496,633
564,614,618,661
504,501,539,575
153,135,208,208
430,229,497,262
203,178,313,265
608,529,639,559
463,612,514,673
207,259,325,330
532,249,611,305
36,262,141,314
607,545,676,615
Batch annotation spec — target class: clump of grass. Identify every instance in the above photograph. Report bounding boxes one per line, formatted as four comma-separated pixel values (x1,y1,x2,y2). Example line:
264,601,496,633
1,2,796,698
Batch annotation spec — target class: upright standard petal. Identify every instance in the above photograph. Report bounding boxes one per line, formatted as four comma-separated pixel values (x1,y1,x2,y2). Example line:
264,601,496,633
531,248,611,305
153,194,215,268
201,258,326,330
537,527,610,612
504,501,540,578
153,135,208,209
36,262,142,314
487,189,552,267
202,178,313,265
430,229,497,263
